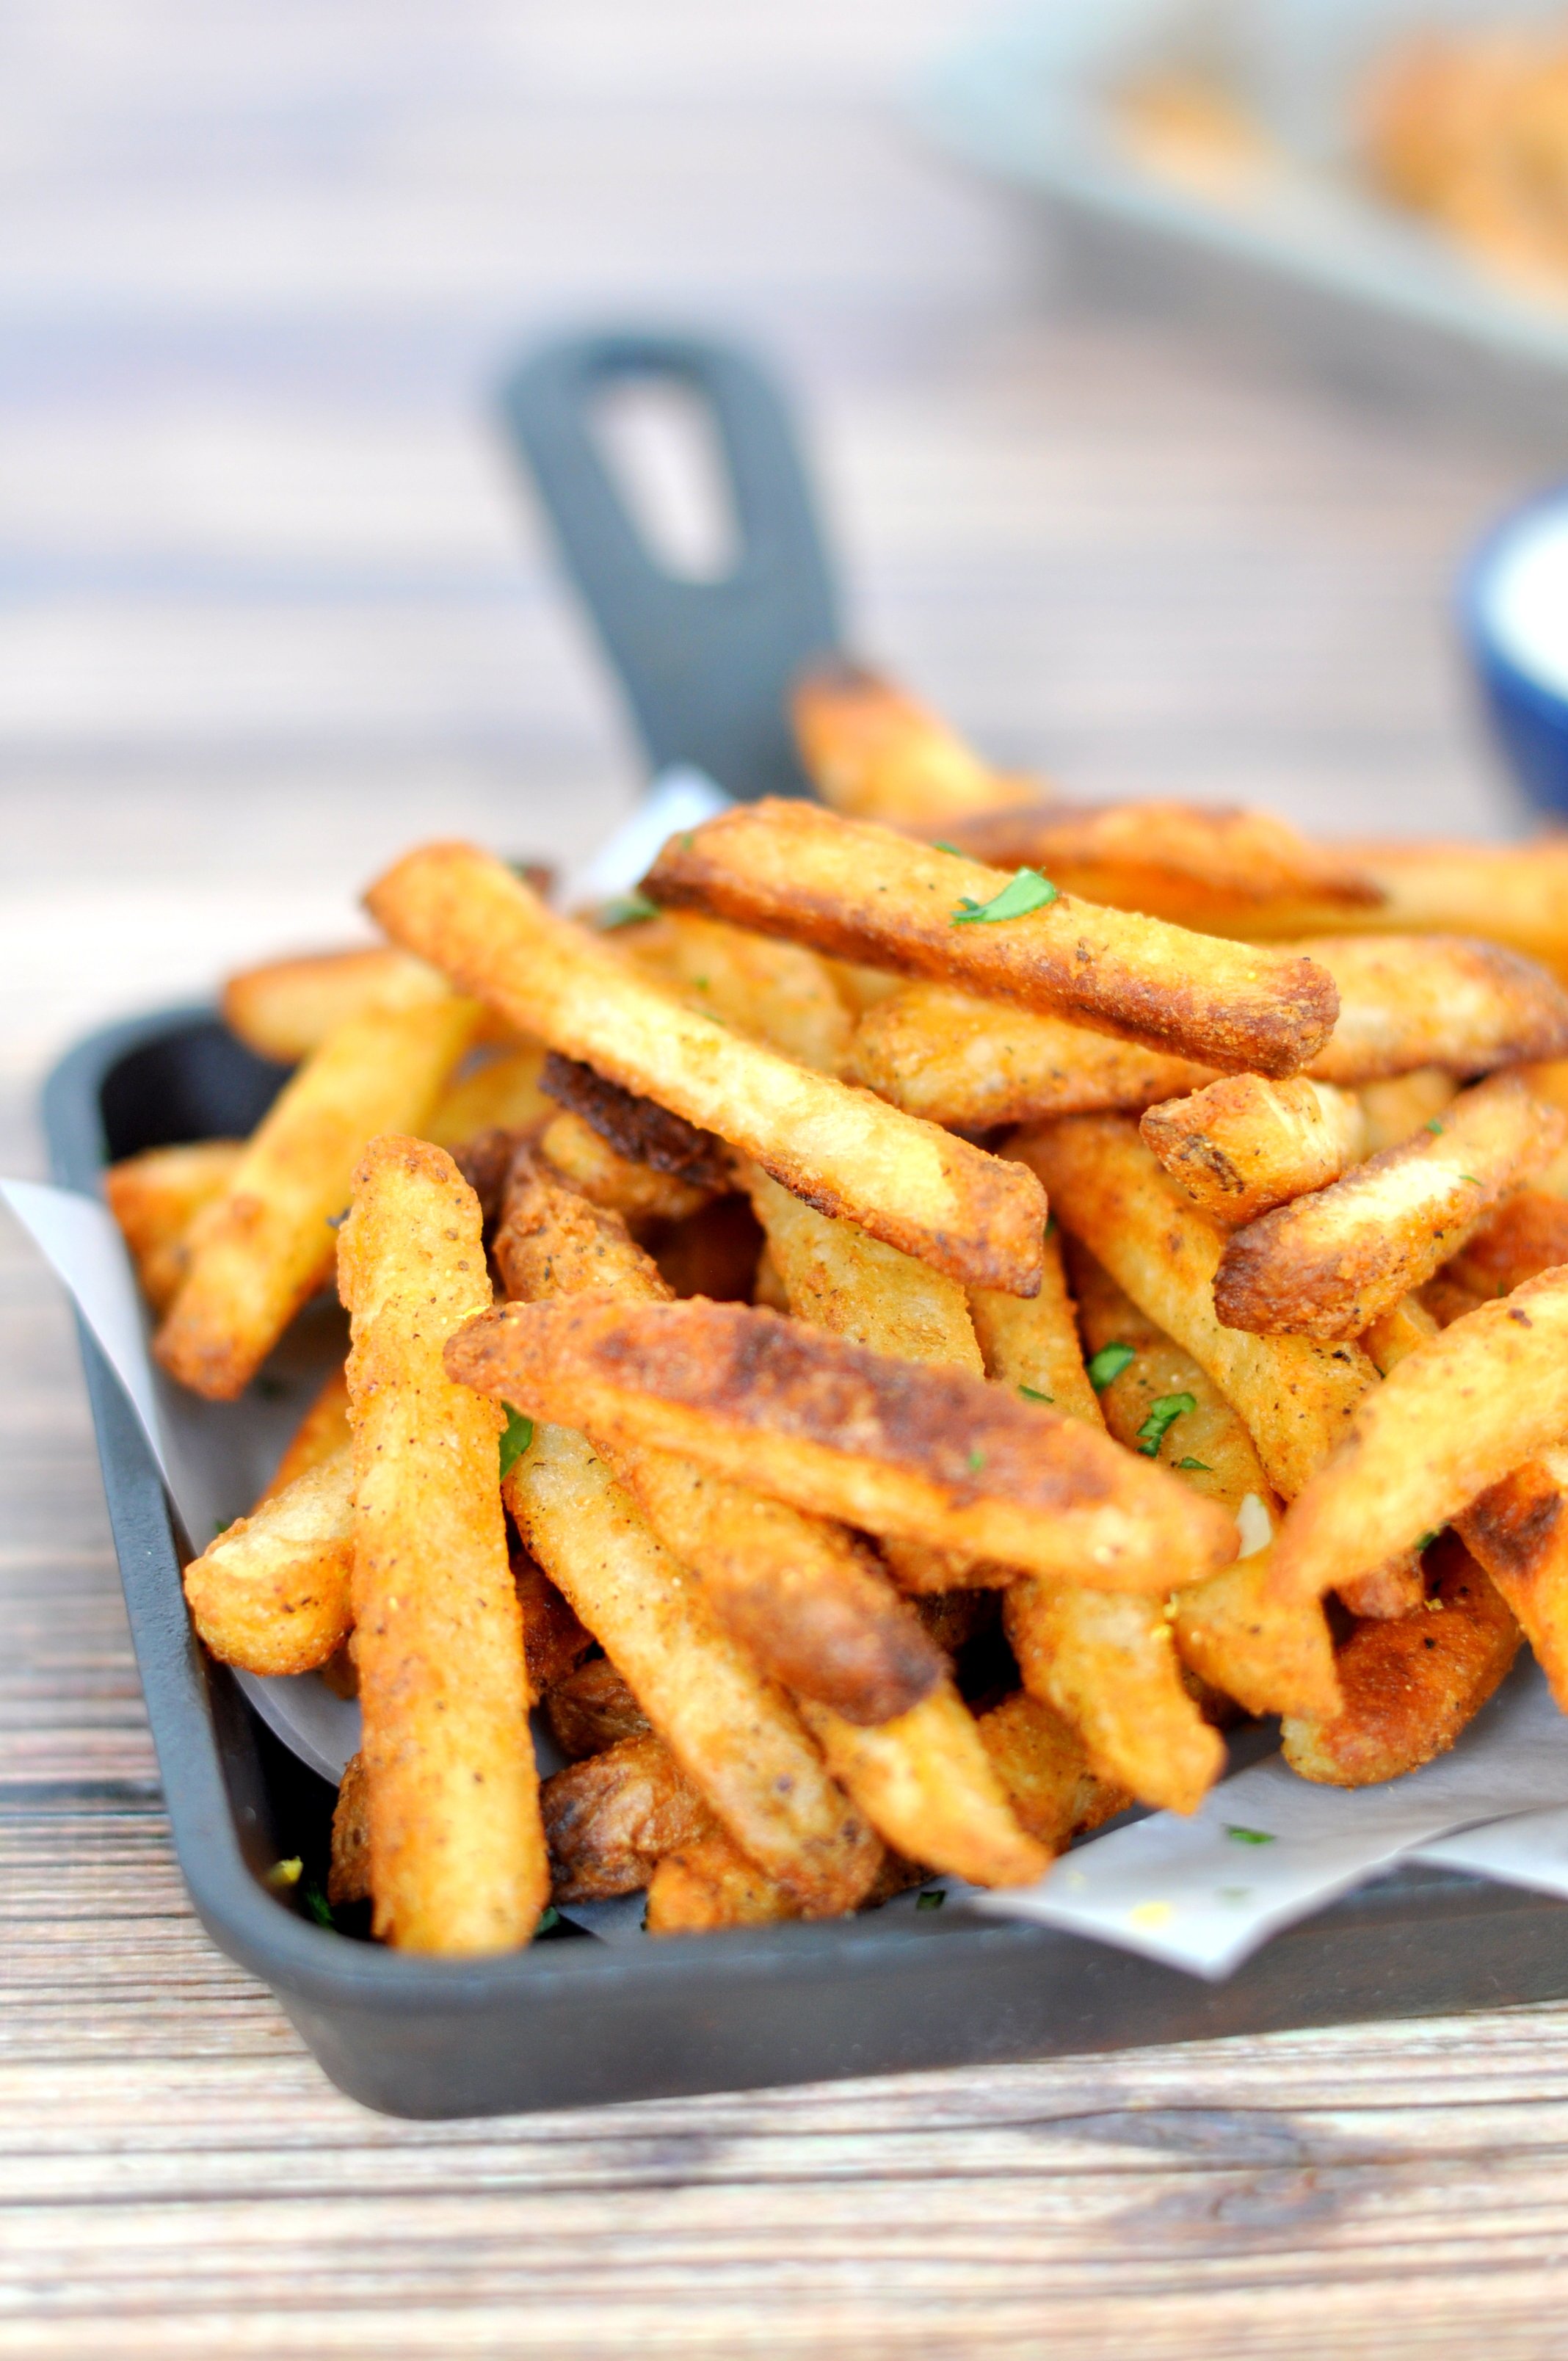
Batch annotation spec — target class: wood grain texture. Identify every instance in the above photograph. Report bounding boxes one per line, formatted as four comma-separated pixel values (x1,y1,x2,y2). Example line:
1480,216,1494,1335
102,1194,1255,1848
1,0,1565,2351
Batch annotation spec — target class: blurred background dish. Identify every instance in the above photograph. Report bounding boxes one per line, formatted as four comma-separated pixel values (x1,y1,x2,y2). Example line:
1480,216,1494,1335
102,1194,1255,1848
1465,482,1568,816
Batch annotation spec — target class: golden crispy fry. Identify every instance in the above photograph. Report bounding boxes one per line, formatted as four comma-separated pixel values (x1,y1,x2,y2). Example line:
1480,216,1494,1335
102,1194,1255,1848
542,1656,651,1761
367,842,1046,1296
823,957,905,1016
182,1440,354,1675
1017,1117,1375,1498
798,1688,1050,1887
222,944,457,1063
1357,1069,1458,1153
744,1165,983,1374
928,800,1383,927
540,1110,714,1230
1214,1074,1567,1341
1003,1583,1224,1815
653,1195,765,1302
645,1827,802,1933
620,909,852,1073
644,801,1339,1079
976,1691,1128,1854
450,1125,535,1233
1362,1291,1440,1374
1274,838,1568,976
453,1296,1240,1594
256,1366,350,1505
426,1044,551,1150
105,1139,244,1313
338,1135,545,1954
1302,935,1568,1084
1458,1441,1568,1710
540,1055,730,1191
328,1752,371,1907
513,1553,593,1700
1141,1075,1367,1229
1170,1551,1340,1720
156,996,479,1401
846,984,1216,1131
791,660,1041,825
1282,1540,1520,1787
970,1225,1103,1428
1444,1189,1568,1302
1269,1266,1568,1603
503,1416,879,1913
542,1730,715,1902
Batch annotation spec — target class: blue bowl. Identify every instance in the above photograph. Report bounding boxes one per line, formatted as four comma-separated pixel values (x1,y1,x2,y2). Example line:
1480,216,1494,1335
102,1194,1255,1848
1462,487,1568,824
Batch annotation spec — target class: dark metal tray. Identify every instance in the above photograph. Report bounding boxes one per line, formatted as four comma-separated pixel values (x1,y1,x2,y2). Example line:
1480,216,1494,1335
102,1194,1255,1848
40,1002,1568,2120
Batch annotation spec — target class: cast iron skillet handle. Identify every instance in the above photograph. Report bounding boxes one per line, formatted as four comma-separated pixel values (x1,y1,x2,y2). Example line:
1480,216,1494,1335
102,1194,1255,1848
497,327,842,802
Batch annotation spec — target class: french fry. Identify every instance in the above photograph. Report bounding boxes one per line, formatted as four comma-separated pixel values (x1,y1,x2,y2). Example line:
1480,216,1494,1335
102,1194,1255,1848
338,1135,545,1954
328,1752,371,1907
970,1224,1103,1427
542,1657,651,1761
1213,1074,1567,1341
540,1054,730,1191
1357,1069,1458,1153
1457,1442,1568,1710
540,1111,714,1230
452,1296,1241,1594
451,1125,537,1233
105,1139,244,1313
796,1689,1050,1886
744,1164,983,1374
1263,838,1568,976
1302,935,1568,1084
643,801,1339,1079
542,1731,716,1902
1282,1539,1520,1787
1015,1117,1376,1499
222,945,457,1063
645,1827,802,1933
1004,1584,1224,1814
255,1366,350,1504
620,909,852,1073
1269,1265,1568,1603
846,984,1216,1131
503,1416,880,1914
653,1195,766,1302
1443,1189,1568,1301
156,995,479,1400
182,1441,354,1675
975,1691,1129,1854
426,1044,551,1149
366,842,1047,1296
1141,1075,1367,1228
513,1553,594,1700
791,660,1042,825
1362,1291,1440,1375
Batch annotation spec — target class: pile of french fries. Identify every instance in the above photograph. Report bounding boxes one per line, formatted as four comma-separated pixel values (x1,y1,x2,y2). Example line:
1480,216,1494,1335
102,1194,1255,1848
106,662,1568,1956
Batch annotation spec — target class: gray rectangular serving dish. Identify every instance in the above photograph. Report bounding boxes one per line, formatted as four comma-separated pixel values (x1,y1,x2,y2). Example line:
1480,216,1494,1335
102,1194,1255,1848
41,1001,1568,2120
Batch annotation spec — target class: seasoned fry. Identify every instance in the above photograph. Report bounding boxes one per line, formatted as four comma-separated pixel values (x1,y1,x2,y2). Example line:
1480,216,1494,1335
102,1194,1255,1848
1282,1540,1520,1787
542,1656,651,1761
745,1164,983,1375
1362,1291,1440,1376
1262,838,1568,976
1004,1583,1224,1814
1213,1074,1567,1341
451,1125,536,1233
105,1139,243,1313
791,660,1040,825
970,1225,1103,1428
645,1827,802,1933
366,842,1047,1296
338,1135,545,1954
513,1553,594,1700
1303,935,1568,1085
256,1366,350,1505
1357,1069,1458,1154
1141,1075,1367,1228
975,1691,1129,1854
1170,1550,1341,1719
182,1440,354,1675
540,1055,731,1190
644,800,1339,1079
847,984,1216,1131
426,1045,551,1150
540,1111,714,1230
328,1752,371,1907
156,995,479,1400
1443,1189,1568,1302
797,1689,1050,1887
620,909,852,1073
542,1730,715,1902
1269,1266,1568,1603
452,1296,1241,1594
222,944,456,1063
1017,1117,1376,1498
1458,1442,1568,1711
504,1416,880,1913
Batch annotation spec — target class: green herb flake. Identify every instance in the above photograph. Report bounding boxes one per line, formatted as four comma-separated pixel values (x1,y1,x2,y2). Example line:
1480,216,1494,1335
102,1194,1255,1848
1018,1384,1054,1405
916,1889,947,1912
1177,1456,1213,1473
1225,1825,1275,1846
932,841,965,857
1136,1391,1197,1458
1087,1341,1136,1391
1426,1117,1445,1136
264,1857,302,1893
212,1515,238,1539
536,1904,561,1934
302,1882,335,1928
598,891,658,930
498,1404,534,1481
1459,1174,1483,1187
967,1446,986,1473
1415,1527,1445,1553
1217,1887,1252,1904
951,867,1059,927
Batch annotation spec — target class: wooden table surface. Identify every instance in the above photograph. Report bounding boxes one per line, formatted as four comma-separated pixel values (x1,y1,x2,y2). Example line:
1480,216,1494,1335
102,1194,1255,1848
4,5,1567,2353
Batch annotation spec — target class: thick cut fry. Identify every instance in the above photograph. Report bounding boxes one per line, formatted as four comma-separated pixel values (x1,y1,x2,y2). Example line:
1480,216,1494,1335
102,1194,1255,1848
366,842,1046,1296
1337,1556,1429,1622
542,1657,651,1761
540,1111,713,1229
1282,1540,1520,1787
1141,1075,1367,1228
222,945,456,1063
791,661,1039,825
645,1828,803,1933
1362,1291,1440,1375
540,1055,731,1190
338,1136,545,1954
644,801,1339,1079
328,1752,371,1907
503,1418,879,1914
970,1225,1103,1428
1357,1069,1458,1154
1017,1117,1375,1499
1458,1442,1568,1710
1444,1190,1568,1302
105,1139,244,1313
1003,1582,1224,1815
182,1441,354,1675
513,1554,594,1700
976,1691,1129,1854
426,1045,551,1150
1302,935,1568,1084
156,995,479,1401
256,1366,350,1505
453,1297,1241,1595
847,984,1216,1131
1170,1551,1340,1720
1250,838,1568,974
620,909,852,1073
542,1730,715,1902
1269,1266,1568,1603
798,1689,1050,1887
1213,1074,1567,1341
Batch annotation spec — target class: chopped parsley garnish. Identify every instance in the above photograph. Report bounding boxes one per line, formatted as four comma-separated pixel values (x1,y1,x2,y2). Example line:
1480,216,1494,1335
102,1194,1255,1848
1087,1341,1136,1391
1458,1175,1482,1187
264,1857,302,1893
1426,1117,1445,1136
537,1904,561,1934
498,1404,534,1481
932,841,965,857
598,892,658,929
302,1882,335,1928
1136,1391,1197,1457
916,1889,947,1911
951,868,1059,926
1225,1825,1274,1846
967,1446,986,1473
212,1515,237,1539
1018,1384,1054,1404
1415,1527,1444,1553
1177,1456,1213,1473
